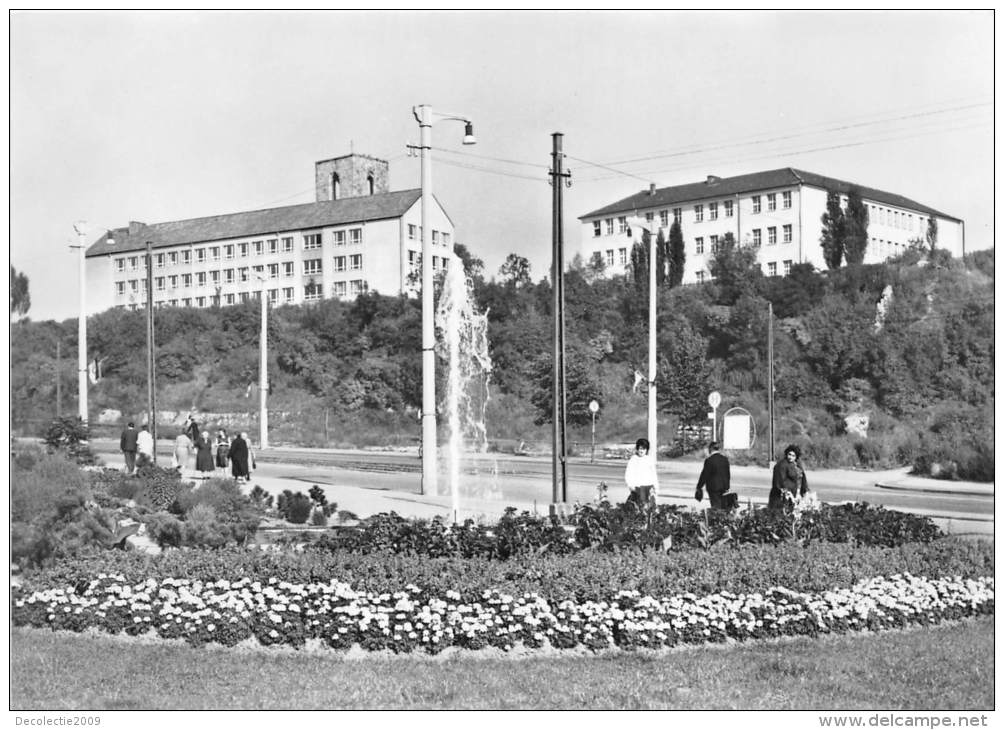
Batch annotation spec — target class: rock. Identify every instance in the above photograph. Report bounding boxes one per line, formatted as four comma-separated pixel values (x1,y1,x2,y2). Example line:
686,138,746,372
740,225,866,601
844,413,870,438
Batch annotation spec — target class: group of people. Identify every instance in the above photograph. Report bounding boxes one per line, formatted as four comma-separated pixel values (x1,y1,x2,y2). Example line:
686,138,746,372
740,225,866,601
120,415,256,483
623,437,810,511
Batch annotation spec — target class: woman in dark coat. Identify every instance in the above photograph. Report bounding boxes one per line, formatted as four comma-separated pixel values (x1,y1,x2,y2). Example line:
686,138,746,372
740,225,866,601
229,433,250,482
215,429,230,470
194,430,215,477
768,444,809,510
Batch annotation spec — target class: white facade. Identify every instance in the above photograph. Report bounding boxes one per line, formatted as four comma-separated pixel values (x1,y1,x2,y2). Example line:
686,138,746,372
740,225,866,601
581,170,964,283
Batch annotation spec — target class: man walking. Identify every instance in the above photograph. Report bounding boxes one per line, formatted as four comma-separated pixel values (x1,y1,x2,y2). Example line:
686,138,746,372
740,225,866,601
695,441,734,510
120,421,139,475
136,424,154,469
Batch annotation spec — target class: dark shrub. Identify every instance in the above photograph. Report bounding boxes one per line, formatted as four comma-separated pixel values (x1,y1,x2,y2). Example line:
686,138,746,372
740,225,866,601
42,416,98,465
913,403,994,481
146,511,184,548
134,465,190,512
277,490,314,524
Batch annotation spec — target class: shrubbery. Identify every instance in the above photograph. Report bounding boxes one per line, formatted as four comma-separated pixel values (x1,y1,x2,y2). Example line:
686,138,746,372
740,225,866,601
912,402,994,481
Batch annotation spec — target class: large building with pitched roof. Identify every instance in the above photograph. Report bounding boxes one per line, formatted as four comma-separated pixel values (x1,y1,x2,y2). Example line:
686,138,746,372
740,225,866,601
579,168,964,283
84,153,455,314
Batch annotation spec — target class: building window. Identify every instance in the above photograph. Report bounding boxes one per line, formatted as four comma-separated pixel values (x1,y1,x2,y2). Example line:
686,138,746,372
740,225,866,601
752,196,761,214
696,271,706,283
283,287,294,302
782,191,792,209
197,272,207,287
224,270,235,284
783,260,792,276
350,280,365,296
303,283,323,301
605,249,614,267
407,250,418,270
695,237,704,254
225,293,235,305
673,208,682,225
605,218,614,235
156,277,165,291
752,229,762,247
593,221,602,237
332,281,347,298
350,228,362,245
768,262,777,277
432,230,440,245
350,254,362,270
130,280,139,293
768,227,777,245
694,204,703,223
304,233,322,250
224,244,235,260
182,274,192,288
333,230,346,246
282,237,294,252
303,259,322,275
181,250,191,265
238,267,249,282
116,281,126,295
617,217,628,234
129,256,138,270
268,239,278,254
767,193,776,212
268,263,279,279
723,200,734,218
618,248,627,266
253,240,264,256
167,252,176,266
116,259,126,272
783,224,792,243
181,298,191,307
645,211,654,224
267,289,278,304
252,265,264,278
196,297,206,308
443,232,451,247
156,253,165,268
283,262,294,277
334,256,346,272
659,210,668,227
710,235,719,254
408,224,417,240
210,246,220,261
709,202,718,221
210,270,220,284
168,275,178,289
196,248,206,263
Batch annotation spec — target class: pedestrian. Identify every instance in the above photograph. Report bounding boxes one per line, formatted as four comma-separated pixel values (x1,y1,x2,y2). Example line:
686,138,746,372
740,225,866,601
229,432,250,482
136,425,154,469
242,432,257,479
119,422,138,475
195,431,215,477
172,429,193,472
695,441,736,510
769,444,810,511
215,429,230,471
624,437,658,509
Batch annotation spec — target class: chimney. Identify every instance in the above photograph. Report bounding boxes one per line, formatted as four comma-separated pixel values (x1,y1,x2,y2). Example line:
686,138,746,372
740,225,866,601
706,175,721,185
128,221,146,235
649,183,657,195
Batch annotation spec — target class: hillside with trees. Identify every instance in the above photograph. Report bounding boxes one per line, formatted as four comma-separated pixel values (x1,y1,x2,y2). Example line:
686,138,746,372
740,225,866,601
9,247,994,479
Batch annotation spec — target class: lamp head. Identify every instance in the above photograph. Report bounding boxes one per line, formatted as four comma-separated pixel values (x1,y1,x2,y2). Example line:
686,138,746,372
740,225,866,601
73,220,88,237
462,121,476,145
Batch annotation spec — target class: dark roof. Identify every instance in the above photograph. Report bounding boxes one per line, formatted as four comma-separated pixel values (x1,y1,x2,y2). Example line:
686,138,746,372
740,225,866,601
86,189,424,257
579,167,958,221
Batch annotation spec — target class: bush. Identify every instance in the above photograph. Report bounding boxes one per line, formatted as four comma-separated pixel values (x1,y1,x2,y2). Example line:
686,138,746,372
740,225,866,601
42,417,98,465
913,403,994,481
89,468,141,501
145,512,184,548
277,490,314,524
134,465,190,512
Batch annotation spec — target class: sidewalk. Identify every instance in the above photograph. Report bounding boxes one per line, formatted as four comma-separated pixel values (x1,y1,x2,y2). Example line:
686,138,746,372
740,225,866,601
875,473,994,497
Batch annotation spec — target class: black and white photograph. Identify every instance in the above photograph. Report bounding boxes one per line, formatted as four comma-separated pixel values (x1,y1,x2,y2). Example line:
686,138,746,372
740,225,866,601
9,9,995,719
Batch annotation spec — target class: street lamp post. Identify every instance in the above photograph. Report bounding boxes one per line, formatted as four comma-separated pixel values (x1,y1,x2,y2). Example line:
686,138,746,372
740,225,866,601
256,276,269,450
71,221,89,425
412,104,476,496
589,400,599,464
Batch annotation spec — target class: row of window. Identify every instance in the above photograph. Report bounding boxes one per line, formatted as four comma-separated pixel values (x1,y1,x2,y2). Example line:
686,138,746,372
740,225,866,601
592,191,795,237
115,255,367,295
869,205,926,233
694,260,794,283
406,250,452,271
406,225,451,247
121,279,369,310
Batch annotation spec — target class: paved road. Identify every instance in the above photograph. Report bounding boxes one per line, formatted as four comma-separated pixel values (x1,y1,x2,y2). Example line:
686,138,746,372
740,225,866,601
90,440,992,523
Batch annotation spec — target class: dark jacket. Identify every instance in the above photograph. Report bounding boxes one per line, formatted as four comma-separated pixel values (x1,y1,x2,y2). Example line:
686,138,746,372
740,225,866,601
769,459,809,509
229,436,250,479
696,452,731,495
120,427,138,453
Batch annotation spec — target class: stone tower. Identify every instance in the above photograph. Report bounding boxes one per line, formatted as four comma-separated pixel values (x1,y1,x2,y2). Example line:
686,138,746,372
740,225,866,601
315,153,390,202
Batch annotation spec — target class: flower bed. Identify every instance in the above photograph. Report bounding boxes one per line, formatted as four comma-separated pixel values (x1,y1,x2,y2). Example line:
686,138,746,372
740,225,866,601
12,572,993,654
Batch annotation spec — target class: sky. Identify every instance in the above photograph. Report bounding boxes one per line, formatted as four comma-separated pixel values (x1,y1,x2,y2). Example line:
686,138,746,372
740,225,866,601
10,10,995,322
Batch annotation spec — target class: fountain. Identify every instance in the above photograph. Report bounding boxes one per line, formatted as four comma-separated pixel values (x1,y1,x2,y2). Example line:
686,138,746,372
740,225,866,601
435,253,493,520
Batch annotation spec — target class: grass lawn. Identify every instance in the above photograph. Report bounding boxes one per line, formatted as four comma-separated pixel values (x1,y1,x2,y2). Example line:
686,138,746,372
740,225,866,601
10,616,994,710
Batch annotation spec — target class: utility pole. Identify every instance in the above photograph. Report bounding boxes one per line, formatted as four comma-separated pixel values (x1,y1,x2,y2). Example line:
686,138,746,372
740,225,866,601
258,277,269,450
146,242,158,463
550,132,571,513
72,222,88,425
767,300,774,466
55,340,62,417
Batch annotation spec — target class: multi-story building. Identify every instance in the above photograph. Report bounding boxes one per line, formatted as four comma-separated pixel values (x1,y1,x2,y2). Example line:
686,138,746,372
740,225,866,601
84,153,455,314
580,167,964,283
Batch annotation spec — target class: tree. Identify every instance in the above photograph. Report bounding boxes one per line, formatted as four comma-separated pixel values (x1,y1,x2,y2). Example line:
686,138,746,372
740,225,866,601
843,188,869,265
926,217,939,256
654,228,668,285
10,265,30,319
708,232,761,305
819,191,845,269
667,220,686,288
656,317,710,422
498,253,531,288
587,251,607,280
453,242,485,286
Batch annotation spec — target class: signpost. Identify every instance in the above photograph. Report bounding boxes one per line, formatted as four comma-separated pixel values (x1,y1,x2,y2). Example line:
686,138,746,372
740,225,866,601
708,390,721,443
588,400,599,463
